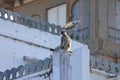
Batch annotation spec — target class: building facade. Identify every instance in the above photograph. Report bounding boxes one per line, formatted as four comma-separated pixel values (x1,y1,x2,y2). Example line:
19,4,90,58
0,0,120,79
68,0,120,63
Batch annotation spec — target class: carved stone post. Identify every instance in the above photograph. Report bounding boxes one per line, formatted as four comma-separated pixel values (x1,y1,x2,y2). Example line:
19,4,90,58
52,45,90,80
52,49,71,80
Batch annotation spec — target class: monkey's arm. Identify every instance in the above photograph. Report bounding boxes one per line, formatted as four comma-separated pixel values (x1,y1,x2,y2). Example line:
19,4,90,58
60,36,66,49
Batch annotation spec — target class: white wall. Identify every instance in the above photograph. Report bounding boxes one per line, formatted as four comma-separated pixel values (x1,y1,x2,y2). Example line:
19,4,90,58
70,46,90,80
0,19,82,71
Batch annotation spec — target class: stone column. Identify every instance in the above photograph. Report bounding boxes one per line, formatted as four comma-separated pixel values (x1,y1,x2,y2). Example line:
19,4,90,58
60,51,70,80
52,49,71,80
52,45,90,80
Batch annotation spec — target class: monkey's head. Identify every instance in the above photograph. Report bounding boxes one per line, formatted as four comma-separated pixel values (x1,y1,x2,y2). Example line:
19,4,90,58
61,30,67,35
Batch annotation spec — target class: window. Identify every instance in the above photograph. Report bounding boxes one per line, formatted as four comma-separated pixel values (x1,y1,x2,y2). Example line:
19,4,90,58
47,4,66,27
108,0,120,43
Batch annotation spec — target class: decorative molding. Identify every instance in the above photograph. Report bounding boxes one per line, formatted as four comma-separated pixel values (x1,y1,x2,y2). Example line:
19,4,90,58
0,8,84,42
90,56,120,76
0,57,52,80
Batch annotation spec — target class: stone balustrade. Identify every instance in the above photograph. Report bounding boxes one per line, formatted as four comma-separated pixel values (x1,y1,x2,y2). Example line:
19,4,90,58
90,56,120,76
0,57,52,80
0,8,88,42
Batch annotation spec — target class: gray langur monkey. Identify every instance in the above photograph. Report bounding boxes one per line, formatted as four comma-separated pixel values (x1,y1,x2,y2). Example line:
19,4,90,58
59,21,79,51
50,21,80,52
52,30,71,52
60,30,71,52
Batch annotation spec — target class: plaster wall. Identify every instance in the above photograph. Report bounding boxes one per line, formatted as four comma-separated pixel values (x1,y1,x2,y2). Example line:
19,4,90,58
0,18,82,71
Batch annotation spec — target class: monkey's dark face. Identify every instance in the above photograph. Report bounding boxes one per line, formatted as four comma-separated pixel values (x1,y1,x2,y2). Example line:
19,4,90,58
61,31,66,35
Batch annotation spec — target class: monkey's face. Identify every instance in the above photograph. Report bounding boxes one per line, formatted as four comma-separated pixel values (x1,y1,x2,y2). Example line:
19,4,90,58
61,31,67,35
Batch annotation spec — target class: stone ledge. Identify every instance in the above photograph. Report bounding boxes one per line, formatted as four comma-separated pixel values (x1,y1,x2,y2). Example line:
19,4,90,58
0,8,86,42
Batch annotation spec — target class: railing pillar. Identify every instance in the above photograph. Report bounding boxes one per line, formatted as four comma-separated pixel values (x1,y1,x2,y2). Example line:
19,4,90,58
52,49,71,80
52,45,90,80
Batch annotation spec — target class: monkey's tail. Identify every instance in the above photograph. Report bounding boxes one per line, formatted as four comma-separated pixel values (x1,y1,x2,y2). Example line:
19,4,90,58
49,48,55,51
49,48,73,53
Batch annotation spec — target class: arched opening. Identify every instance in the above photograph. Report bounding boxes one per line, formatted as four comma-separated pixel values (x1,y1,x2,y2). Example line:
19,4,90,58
71,0,89,43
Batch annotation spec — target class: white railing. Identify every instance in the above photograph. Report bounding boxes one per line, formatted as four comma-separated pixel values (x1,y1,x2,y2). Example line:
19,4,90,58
0,58,52,80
